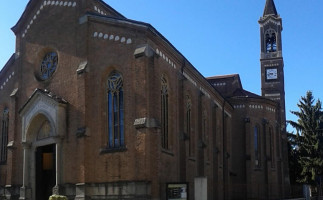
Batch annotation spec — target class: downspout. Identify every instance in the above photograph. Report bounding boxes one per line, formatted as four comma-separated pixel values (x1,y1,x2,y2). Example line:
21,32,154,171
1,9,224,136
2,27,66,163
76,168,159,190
222,99,226,199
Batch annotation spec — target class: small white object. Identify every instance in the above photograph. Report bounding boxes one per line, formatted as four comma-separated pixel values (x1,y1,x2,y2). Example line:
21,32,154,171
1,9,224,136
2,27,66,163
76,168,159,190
126,38,132,44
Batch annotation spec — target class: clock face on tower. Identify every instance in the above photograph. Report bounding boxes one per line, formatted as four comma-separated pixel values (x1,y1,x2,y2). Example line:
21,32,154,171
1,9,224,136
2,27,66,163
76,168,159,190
266,68,278,80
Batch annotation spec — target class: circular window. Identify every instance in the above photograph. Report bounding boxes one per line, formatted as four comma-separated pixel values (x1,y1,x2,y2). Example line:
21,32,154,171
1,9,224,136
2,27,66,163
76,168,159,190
40,52,58,80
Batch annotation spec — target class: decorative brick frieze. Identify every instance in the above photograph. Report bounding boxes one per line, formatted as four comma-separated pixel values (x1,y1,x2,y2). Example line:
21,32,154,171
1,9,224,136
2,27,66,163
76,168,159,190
94,5,107,16
234,104,245,109
0,71,15,91
266,106,276,112
213,82,226,87
249,104,264,109
22,1,77,38
92,31,132,45
156,49,177,69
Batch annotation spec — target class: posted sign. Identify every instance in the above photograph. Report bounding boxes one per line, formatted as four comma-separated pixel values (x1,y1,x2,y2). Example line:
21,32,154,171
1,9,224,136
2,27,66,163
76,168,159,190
166,183,188,200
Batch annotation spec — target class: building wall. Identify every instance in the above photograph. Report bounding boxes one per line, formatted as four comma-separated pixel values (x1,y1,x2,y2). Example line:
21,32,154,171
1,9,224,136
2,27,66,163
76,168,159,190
0,0,289,199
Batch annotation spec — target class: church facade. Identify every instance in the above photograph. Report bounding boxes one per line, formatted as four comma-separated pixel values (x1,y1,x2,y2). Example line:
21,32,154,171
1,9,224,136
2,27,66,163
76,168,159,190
0,0,290,199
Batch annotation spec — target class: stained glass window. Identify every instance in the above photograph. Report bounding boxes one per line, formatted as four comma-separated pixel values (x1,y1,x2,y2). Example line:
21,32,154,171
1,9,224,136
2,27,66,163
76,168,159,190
40,52,58,80
107,72,124,148
161,76,169,149
269,127,275,168
0,108,9,164
254,125,261,167
186,96,193,156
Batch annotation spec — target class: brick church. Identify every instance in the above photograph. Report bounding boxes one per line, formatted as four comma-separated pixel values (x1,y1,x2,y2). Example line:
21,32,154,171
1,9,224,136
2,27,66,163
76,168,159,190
0,0,290,199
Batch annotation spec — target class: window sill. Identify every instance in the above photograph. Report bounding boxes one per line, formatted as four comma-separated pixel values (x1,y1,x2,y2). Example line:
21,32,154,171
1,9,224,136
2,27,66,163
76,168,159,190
161,148,174,156
100,146,127,154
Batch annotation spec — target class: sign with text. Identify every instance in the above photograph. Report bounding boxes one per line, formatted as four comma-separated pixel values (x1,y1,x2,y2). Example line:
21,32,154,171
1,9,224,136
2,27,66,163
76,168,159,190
166,183,188,200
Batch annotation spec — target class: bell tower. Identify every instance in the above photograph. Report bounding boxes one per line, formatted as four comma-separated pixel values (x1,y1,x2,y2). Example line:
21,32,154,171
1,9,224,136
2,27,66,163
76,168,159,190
259,0,285,126
259,0,290,197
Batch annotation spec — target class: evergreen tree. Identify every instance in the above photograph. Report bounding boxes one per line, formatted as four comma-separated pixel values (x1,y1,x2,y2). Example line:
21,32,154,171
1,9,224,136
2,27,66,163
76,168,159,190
287,132,302,185
288,91,323,185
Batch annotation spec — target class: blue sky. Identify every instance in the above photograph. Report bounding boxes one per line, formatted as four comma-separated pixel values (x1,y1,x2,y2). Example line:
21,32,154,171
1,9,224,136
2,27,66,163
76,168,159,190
1,0,323,132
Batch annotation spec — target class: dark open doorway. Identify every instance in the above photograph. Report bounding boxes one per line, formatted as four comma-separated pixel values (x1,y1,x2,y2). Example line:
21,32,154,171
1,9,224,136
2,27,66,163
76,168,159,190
36,144,56,200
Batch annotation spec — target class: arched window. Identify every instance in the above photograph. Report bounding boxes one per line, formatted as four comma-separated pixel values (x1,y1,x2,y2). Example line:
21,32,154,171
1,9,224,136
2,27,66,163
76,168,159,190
202,111,209,160
0,108,9,164
186,96,193,156
107,72,124,149
254,125,261,167
269,127,275,168
161,76,169,149
265,30,277,53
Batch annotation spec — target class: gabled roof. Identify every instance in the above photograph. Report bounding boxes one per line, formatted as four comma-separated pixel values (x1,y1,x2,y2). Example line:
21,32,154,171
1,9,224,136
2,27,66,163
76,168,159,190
263,0,278,16
0,54,15,76
206,74,270,100
11,0,126,34
19,88,68,114
207,74,243,90
231,88,262,98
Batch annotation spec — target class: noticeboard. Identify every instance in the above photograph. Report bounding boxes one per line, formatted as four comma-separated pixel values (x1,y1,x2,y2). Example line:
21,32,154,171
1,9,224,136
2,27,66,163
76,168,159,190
166,182,188,200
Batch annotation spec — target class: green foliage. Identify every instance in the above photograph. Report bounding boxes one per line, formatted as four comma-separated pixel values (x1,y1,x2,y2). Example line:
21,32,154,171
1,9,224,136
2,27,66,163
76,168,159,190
287,132,302,184
49,195,67,200
287,91,323,185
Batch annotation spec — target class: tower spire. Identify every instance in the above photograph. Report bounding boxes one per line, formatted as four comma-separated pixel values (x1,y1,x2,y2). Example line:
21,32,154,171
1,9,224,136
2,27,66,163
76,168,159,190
263,0,278,16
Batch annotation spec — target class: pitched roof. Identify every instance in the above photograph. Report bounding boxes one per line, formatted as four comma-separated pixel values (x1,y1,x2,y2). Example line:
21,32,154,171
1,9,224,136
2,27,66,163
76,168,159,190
19,88,68,114
263,0,278,16
231,88,262,98
11,0,126,34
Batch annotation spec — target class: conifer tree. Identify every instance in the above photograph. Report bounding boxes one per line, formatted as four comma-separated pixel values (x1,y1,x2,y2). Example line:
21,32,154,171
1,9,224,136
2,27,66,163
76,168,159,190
288,91,323,185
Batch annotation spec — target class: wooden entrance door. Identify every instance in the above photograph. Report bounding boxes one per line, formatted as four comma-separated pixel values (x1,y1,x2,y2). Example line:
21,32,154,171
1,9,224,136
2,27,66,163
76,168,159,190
36,144,56,200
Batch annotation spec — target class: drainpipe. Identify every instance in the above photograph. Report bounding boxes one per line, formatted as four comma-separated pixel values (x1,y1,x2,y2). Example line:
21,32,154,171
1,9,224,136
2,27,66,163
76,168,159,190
222,99,226,199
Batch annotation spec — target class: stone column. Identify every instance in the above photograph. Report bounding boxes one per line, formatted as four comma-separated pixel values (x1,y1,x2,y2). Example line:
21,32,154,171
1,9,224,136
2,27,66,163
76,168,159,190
53,140,62,195
20,142,31,200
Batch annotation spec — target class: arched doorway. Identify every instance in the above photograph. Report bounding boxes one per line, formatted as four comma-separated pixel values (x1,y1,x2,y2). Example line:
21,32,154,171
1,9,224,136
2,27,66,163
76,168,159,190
19,89,67,200
24,113,59,200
